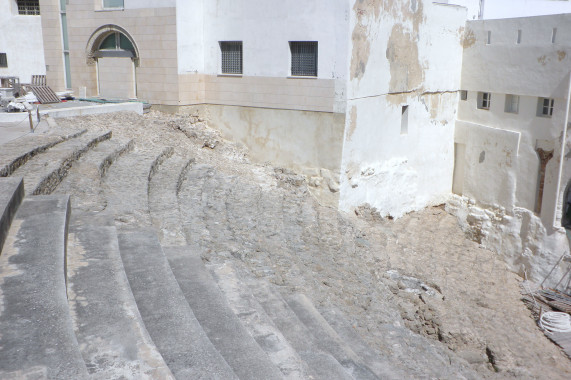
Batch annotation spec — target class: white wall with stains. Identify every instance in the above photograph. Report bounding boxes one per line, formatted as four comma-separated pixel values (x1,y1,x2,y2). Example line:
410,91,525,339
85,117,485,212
339,0,467,218
0,0,46,83
450,13,571,285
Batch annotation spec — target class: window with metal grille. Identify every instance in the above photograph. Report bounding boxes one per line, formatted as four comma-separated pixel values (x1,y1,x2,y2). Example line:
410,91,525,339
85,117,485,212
17,0,40,15
537,97,555,117
290,41,317,77
0,53,7,68
220,41,243,74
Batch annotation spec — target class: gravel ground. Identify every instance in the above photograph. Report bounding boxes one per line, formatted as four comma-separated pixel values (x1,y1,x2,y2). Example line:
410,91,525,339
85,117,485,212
54,111,571,379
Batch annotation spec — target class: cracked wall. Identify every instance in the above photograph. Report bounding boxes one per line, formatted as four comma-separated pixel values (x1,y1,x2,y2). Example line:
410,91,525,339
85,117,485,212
340,1,467,218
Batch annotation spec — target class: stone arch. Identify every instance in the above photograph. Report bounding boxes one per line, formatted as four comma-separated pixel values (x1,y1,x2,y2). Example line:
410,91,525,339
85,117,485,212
85,25,139,65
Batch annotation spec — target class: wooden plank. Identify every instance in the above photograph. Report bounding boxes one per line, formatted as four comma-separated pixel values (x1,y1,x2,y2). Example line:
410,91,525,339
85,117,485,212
30,85,60,104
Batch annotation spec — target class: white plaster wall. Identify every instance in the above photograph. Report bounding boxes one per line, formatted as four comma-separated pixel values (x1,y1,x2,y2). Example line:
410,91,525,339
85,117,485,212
446,0,483,20
339,1,466,218
461,15,571,98
459,16,571,228
176,0,204,74
0,0,46,83
483,0,571,19
197,0,349,81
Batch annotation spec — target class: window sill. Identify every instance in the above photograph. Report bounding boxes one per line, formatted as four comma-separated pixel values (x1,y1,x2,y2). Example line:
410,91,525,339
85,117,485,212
288,76,318,80
96,8,125,12
218,74,243,77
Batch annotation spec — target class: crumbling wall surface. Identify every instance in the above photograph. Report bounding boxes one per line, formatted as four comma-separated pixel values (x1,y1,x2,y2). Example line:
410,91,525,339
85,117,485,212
446,195,569,287
340,1,467,218
0,0,46,83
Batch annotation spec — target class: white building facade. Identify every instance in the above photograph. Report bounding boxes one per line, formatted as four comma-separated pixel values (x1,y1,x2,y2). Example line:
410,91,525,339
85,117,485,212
0,0,46,84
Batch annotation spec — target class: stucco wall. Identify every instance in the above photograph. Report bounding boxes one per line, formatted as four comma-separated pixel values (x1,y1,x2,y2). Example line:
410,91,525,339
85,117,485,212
339,1,467,218
0,0,46,83
176,0,349,113
458,15,571,228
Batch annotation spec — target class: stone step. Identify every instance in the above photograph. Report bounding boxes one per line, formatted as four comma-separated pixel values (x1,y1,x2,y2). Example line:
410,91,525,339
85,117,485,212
164,246,284,380
66,212,174,379
247,280,354,380
53,138,133,212
283,293,379,380
0,196,89,379
0,129,86,177
10,130,112,195
0,177,24,253
103,145,173,227
317,306,410,379
208,261,311,380
118,232,237,380
177,163,213,247
148,153,194,245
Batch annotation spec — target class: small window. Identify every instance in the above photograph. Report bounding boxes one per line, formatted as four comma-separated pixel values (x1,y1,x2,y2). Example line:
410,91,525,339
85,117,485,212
401,105,409,135
552,28,557,44
460,90,468,101
505,94,519,114
0,53,7,68
220,41,243,74
290,41,318,77
537,97,554,117
477,92,491,110
486,31,491,45
17,0,40,15
96,32,135,57
516,29,522,44
103,0,124,8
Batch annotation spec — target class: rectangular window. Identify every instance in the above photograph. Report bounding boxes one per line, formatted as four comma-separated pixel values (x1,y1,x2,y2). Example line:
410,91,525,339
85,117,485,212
517,29,522,44
486,31,491,45
220,41,243,74
401,105,409,135
504,94,519,114
460,90,468,100
0,53,7,68
103,0,124,8
17,0,40,15
477,92,491,110
537,97,554,117
290,41,318,77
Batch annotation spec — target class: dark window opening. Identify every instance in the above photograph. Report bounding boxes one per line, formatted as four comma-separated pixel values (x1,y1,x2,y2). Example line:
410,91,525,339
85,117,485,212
220,41,243,74
17,0,40,15
290,41,318,77
0,53,7,68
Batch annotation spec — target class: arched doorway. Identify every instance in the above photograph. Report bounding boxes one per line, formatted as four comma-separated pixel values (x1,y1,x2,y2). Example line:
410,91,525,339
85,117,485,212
86,26,139,99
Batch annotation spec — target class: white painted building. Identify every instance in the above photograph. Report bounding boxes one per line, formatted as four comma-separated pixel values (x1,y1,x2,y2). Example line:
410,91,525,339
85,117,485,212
0,0,45,84
449,13,571,284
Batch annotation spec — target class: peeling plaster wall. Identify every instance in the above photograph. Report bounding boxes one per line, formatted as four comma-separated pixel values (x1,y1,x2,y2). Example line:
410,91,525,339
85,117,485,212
451,14,571,286
458,15,571,228
0,0,46,83
340,1,467,218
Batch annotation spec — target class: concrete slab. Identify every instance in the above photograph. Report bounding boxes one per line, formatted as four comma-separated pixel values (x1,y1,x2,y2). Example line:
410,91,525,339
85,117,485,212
0,177,24,253
67,212,174,379
118,232,237,380
40,102,143,118
165,246,285,380
0,196,89,379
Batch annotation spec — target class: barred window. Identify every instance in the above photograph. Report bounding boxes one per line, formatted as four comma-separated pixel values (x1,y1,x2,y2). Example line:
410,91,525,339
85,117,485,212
220,41,243,74
290,41,317,77
17,0,40,15
103,0,124,8
0,53,7,68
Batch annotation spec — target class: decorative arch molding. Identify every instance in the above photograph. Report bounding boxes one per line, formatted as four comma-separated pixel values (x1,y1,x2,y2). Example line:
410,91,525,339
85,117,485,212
85,24,140,65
